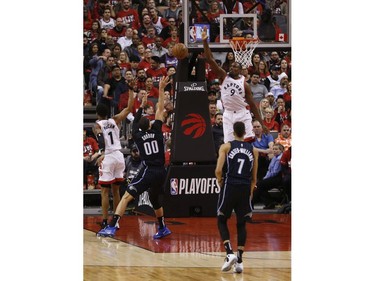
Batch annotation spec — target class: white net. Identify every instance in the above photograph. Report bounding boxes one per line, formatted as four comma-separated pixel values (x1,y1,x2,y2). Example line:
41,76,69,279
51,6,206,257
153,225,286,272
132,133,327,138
229,38,259,68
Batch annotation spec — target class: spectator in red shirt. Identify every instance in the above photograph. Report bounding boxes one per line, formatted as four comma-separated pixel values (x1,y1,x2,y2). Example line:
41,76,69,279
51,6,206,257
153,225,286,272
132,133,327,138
114,0,140,29
145,76,160,98
138,48,153,71
83,128,101,189
146,56,168,88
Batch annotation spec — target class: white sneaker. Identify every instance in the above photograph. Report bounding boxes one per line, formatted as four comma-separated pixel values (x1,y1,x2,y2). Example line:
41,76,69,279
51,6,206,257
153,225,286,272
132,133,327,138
221,254,237,271
233,262,243,273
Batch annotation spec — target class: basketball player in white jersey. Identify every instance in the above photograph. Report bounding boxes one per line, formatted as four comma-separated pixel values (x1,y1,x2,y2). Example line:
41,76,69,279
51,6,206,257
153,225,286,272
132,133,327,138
201,27,268,144
93,78,136,230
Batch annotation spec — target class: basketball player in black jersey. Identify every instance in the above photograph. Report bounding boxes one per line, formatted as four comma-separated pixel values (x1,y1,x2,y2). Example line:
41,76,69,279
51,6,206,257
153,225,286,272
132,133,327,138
97,76,172,239
215,121,258,273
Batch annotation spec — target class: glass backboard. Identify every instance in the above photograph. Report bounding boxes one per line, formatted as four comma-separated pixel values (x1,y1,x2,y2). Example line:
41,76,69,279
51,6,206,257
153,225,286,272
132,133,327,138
184,0,291,51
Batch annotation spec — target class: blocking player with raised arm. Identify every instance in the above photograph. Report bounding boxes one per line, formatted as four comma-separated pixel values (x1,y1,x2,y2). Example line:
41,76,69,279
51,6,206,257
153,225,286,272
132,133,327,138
215,121,258,273
94,78,136,230
201,26,268,143
97,76,172,239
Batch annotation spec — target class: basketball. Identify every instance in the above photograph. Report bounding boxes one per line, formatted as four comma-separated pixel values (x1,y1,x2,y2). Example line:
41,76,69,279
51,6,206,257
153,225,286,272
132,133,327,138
172,43,189,60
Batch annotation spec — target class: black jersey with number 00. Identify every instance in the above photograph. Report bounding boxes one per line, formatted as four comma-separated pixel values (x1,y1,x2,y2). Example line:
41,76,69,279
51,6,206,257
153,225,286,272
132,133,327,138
133,120,165,167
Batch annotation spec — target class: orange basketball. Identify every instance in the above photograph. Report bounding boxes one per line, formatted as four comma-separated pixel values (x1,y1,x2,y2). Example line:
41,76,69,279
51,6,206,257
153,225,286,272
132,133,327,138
172,43,189,60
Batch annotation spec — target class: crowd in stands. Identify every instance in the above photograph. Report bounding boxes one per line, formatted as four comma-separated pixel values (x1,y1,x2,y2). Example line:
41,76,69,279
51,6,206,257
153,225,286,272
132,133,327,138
83,0,291,209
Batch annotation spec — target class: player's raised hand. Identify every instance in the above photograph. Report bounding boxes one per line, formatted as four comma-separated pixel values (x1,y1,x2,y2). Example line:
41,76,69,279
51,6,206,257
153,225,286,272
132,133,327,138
159,75,170,90
201,26,208,41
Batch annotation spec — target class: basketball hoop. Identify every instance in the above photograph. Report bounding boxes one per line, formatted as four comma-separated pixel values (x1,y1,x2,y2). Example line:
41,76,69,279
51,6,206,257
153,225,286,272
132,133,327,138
229,37,259,68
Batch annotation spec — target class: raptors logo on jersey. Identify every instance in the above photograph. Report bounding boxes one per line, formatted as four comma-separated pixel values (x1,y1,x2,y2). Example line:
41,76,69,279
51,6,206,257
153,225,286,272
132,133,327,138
220,75,248,111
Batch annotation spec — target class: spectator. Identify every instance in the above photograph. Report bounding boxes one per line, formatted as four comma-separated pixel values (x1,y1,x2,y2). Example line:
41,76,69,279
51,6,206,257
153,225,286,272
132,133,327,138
270,73,288,99
263,108,280,132
162,26,180,48
248,52,261,74
128,55,141,76
208,90,223,113
102,64,129,114
145,76,160,98
159,17,177,40
92,28,110,53
209,79,221,95
206,0,224,41
138,48,153,71
258,98,272,120
265,92,276,109
117,51,131,77
133,90,154,114
142,26,158,50
137,43,146,60
209,102,218,125
117,27,134,50
108,17,127,43
149,7,168,35
280,145,291,202
275,123,291,151
136,68,147,90
258,59,270,85
164,65,176,95
124,33,141,58
249,71,269,106
222,0,244,14
241,64,251,84
146,56,168,88
84,42,100,91
268,51,281,70
264,64,281,91
283,81,291,112
87,20,101,43
138,14,154,39
83,128,101,189
280,58,291,79
163,0,182,20
114,0,140,29
212,112,224,156
99,7,116,30
162,113,173,145
111,43,122,61
253,143,284,210
152,36,168,57
160,42,178,68
222,51,235,73
274,96,291,129
89,48,111,104
252,119,274,181
84,5,94,32
97,56,116,104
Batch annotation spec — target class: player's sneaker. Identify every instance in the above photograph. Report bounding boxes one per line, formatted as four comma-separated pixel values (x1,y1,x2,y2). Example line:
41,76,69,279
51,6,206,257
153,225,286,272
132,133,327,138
153,226,171,239
221,254,237,271
97,221,108,230
97,225,117,237
233,261,243,273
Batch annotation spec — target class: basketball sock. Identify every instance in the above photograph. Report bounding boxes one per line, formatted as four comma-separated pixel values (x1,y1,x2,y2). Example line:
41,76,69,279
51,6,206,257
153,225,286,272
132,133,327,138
237,249,244,263
224,241,234,255
109,215,121,227
157,216,166,229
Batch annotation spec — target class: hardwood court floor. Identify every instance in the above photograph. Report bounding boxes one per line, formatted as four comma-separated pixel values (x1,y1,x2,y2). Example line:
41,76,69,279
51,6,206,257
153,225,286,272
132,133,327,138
84,213,291,281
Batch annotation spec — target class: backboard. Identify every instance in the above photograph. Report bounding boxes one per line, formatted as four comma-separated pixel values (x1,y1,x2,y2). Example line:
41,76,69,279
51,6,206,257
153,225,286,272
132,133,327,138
183,0,291,52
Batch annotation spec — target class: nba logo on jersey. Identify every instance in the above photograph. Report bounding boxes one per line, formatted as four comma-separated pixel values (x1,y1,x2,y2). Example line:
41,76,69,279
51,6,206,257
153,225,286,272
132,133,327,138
170,178,178,195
